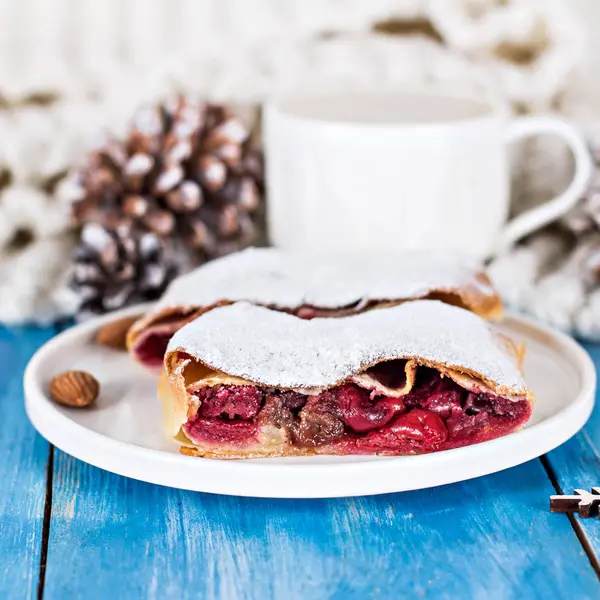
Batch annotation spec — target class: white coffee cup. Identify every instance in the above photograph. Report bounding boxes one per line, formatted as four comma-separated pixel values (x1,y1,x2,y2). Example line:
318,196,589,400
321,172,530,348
264,92,592,259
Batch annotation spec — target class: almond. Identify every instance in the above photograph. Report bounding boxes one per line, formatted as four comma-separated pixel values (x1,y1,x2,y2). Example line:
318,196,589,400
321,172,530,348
95,315,139,350
49,370,99,408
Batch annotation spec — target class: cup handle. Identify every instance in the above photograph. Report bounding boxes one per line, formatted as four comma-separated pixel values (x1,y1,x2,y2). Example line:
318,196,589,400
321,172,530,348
497,116,593,252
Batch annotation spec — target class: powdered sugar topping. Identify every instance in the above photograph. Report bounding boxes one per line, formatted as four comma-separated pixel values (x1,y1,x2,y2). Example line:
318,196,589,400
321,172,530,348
167,300,526,393
155,247,494,312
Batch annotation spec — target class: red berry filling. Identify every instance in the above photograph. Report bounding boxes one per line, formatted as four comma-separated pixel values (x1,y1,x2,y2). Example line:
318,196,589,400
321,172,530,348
132,312,198,368
134,331,172,367
355,408,448,452
184,417,260,446
333,384,404,432
197,385,262,419
182,367,531,453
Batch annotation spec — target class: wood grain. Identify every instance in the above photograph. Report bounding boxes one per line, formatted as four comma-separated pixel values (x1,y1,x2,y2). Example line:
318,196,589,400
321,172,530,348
1,325,598,599
546,342,600,567
44,453,599,599
0,326,56,600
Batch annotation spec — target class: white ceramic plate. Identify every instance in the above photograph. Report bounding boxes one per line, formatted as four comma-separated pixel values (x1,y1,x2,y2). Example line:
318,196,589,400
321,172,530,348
24,305,596,498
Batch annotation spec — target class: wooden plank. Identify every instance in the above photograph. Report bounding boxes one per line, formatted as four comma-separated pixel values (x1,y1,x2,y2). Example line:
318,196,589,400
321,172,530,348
0,326,56,600
44,453,599,599
545,342,600,564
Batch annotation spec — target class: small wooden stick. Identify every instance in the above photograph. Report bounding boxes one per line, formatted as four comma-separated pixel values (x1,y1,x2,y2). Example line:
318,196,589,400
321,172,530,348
550,488,600,518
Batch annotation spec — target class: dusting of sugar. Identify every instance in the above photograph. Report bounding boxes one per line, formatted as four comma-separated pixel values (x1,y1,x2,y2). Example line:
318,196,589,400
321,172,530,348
167,300,527,393
154,247,491,312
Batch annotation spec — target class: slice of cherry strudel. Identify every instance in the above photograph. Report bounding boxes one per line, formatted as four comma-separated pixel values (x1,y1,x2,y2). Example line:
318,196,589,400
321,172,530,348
160,300,532,459
129,247,502,367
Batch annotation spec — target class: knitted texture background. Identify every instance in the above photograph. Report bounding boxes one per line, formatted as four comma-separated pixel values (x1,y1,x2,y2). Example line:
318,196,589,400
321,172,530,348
0,0,596,328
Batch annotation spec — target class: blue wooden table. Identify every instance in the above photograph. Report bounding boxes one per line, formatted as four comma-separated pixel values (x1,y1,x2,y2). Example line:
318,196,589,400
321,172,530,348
1,324,600,600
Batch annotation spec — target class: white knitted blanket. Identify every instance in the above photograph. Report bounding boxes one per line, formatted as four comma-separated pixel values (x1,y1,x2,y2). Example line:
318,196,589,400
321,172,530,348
0,0,594,329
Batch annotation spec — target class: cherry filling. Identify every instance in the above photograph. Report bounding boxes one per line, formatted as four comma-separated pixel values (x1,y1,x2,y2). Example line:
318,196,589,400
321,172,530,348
182,367,531,454
197,385,262,419
184,417,259,446
132,313,200,367
134,331,173,367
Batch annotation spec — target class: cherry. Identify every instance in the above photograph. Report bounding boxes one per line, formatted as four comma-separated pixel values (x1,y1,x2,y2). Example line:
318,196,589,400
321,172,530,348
334,384,405,433
134,331,172,367
197,385,262,419
183,417,259,445
360,408,448,451
421,388,463,420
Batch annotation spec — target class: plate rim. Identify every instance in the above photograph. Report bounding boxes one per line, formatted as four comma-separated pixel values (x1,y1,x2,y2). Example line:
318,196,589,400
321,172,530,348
24,306,596,498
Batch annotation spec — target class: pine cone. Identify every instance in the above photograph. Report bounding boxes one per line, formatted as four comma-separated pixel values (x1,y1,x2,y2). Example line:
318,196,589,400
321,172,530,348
69,98,263,256
65,97,263,315
72,222,175,318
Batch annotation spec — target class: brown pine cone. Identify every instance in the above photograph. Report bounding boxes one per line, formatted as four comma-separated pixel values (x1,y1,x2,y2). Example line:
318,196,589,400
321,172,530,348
68,97,263,261
71,222,176,319
64,96,263,315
